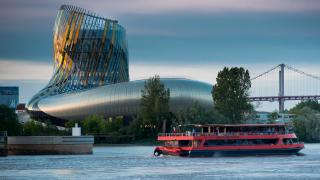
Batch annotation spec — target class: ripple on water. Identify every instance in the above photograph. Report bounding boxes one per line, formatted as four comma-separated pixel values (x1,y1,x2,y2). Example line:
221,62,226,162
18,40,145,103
0,144,320,179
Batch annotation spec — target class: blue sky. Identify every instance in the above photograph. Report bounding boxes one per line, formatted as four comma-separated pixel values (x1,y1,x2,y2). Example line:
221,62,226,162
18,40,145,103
0,0,320,111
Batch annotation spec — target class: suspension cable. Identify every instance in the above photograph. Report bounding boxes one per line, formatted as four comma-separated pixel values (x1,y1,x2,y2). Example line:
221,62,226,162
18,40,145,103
251,64,280,81
285,65,320,81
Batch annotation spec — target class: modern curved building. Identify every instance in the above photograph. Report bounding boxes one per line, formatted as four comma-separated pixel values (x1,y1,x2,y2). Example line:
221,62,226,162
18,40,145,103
27,5,214,125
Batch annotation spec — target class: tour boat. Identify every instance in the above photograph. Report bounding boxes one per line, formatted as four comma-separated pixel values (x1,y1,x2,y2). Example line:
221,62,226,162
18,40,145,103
154,124,304,157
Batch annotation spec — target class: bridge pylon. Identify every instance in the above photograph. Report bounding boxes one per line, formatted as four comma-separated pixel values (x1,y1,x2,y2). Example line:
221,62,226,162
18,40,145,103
249,63,320,112
279,64,285,112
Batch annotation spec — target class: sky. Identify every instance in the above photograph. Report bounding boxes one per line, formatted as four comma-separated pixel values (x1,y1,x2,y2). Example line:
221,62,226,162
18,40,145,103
0,0,320,111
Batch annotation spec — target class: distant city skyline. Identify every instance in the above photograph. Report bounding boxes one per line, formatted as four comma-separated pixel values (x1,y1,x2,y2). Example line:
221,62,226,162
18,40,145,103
1,0,319,111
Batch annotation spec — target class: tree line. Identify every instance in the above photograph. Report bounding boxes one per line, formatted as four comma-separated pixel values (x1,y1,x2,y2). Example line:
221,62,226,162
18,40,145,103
0,67,254,139
1,66,319,143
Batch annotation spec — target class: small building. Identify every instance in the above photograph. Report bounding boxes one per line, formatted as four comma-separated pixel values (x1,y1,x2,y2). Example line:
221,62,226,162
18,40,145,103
245,111,271,124
0,87,19,109
15,103,30,124
275,113,295,124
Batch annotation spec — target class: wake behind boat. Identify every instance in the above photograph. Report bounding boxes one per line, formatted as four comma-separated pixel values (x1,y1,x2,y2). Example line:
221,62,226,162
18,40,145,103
154,124,304,157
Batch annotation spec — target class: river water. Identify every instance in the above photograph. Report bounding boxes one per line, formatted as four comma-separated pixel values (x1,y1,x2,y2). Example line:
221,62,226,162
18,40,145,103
0,144,319,179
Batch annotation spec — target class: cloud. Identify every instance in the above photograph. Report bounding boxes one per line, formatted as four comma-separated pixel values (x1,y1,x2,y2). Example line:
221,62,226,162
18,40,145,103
130,61,320,82
0,59,52,80
1,0,320,22
71,0,320,15
130,63,222,85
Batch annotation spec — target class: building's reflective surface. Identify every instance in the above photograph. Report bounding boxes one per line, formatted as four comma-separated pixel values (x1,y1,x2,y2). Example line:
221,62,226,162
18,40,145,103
27,5,214,124
37,78,213,120
27,5,128,112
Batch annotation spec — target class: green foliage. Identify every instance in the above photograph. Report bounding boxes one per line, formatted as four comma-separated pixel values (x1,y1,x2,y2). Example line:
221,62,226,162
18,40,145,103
172,102,230,127
82,115,106,135
290,100,320,142
0,105,21,135
105,116,124,134
124,117,142,137
22,120,66,136
290,100,320,114
138,75,170,137
268,111,279,124
22,120,43,135
292,107,320,142
64,116,125,136
65,119,83,129
212,67,253,123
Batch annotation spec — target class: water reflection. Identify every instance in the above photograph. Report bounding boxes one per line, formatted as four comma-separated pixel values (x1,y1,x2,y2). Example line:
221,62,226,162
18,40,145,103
0,144,319,179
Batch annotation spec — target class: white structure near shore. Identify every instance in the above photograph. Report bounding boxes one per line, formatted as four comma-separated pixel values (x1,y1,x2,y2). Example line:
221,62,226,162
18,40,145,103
72,123,81,136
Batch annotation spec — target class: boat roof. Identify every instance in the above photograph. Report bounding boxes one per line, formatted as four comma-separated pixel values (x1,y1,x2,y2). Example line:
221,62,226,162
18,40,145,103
178,124,287,128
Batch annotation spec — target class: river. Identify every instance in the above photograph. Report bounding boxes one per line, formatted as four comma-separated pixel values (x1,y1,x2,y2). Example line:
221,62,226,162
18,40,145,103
0,144,319,179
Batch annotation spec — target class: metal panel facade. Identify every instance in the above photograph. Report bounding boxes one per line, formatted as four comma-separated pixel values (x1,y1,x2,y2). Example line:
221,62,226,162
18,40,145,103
26,5,214,123
36,78,213,120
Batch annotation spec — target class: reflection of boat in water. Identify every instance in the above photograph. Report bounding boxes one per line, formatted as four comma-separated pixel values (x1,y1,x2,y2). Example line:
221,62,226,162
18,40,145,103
154,124,304,157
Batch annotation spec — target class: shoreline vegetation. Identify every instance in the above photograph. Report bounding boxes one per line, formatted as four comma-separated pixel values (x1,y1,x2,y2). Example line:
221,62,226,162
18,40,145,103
1,73,320,144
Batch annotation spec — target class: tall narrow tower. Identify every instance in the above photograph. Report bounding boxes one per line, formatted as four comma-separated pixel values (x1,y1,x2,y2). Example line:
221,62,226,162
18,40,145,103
279,64,285,112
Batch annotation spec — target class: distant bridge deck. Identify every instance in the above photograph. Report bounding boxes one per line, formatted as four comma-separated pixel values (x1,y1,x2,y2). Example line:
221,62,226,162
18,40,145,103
249,95,320,101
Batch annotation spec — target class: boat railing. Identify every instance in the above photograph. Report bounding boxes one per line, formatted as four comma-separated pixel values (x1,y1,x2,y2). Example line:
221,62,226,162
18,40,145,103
158,131,288,137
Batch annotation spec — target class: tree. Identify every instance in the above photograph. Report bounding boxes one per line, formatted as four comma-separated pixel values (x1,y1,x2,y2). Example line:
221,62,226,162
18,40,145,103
65,119,83,129
292,107,320,142
82,115,106,135
290,100,320,142
22,120,66,136
172,102,230,128
268,110,279,124
0,105,21,135
138,75,170,137
212,67,253,124
290,100,320,114
105,116,124,134
23,120,46,136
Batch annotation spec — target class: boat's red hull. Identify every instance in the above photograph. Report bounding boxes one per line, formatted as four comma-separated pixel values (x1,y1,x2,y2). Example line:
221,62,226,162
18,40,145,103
155,144,304,157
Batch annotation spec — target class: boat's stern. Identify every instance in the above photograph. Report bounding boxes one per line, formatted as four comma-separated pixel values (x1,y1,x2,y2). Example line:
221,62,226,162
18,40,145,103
154,146,163,156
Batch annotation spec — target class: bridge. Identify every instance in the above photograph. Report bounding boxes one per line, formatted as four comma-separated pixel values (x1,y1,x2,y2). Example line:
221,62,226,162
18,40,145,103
249,64,320,112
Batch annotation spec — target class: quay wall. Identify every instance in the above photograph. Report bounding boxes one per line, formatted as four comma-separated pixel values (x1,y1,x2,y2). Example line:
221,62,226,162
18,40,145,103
7,136,94,155
0,142,8,156
0,132,8,156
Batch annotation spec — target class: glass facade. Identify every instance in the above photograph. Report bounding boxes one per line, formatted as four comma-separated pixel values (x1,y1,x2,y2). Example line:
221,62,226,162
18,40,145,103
26,5,214,124
27,5,128,112
0,87,19,109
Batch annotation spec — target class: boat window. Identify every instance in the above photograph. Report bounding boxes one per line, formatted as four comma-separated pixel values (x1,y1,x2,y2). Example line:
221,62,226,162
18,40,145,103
164,141,179,147
193,140,201,147
283,138,298,144
202,127,209,133
179,140,192,147
164,140,192,147
204,139,278,146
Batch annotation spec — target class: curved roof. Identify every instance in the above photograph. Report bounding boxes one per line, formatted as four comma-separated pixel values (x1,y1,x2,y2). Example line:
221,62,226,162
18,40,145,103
37,78,213,120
